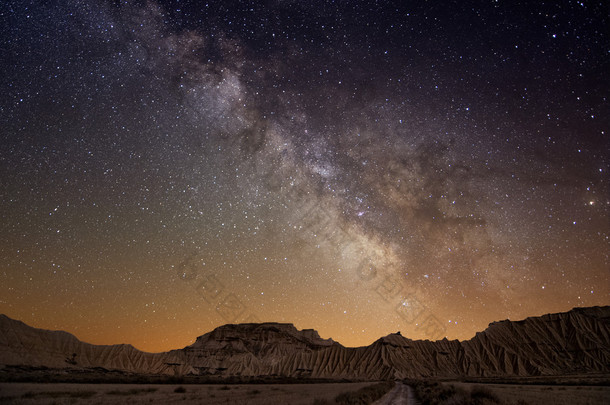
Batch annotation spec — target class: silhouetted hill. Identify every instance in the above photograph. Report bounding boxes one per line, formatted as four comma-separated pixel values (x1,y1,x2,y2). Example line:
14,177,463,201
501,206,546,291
1,307,608,379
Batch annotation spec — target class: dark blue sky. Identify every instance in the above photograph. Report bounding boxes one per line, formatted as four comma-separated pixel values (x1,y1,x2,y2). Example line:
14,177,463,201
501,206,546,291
0,0,608,351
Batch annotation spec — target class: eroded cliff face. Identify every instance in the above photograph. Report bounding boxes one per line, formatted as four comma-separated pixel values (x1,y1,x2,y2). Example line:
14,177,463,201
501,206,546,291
1,307,609,379
169,307,610,379
168,322,340,377
0,315,192,375
369,306,610,378
460,306,610,377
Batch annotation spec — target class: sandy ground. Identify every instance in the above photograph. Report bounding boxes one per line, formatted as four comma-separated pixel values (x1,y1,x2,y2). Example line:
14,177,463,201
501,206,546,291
0,382,374,404
449,382,610,405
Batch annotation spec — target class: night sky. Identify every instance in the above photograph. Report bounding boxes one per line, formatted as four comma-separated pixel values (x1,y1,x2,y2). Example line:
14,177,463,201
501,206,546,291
1,0,608,352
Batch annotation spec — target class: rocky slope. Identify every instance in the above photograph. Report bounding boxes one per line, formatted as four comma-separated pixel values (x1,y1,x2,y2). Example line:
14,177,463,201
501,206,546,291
1,307,608,378
0,314,192,375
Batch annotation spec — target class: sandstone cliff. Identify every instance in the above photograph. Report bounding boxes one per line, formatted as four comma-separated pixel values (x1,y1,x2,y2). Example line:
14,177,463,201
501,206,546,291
1,306,608,379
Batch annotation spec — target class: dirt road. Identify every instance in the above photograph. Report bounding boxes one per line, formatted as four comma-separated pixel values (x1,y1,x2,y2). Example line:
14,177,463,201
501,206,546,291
373,382,419,405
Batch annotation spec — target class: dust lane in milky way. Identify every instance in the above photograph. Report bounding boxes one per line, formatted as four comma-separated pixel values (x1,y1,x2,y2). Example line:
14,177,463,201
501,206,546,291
0,0,608,352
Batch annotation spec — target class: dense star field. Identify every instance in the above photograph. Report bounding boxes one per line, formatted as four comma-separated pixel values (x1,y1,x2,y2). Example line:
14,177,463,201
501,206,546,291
1,0,608,352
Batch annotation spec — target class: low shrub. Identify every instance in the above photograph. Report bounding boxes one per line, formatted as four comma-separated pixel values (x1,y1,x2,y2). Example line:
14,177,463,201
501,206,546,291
22,390,96,399
335,381,395,405
471,386,500,402
107,388,157,395
410,380,503,405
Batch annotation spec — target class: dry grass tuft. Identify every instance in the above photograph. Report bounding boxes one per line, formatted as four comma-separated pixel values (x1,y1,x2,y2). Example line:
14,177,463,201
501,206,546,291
107,387,157,395
22,390,97,399
410,381,503,405
335,381,395,404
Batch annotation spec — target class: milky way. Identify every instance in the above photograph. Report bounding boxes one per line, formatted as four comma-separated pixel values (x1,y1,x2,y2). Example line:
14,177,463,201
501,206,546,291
1,0,608,351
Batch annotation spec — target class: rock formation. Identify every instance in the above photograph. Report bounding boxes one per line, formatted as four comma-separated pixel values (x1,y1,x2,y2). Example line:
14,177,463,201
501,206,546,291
1,306,608,379
0,314,191,375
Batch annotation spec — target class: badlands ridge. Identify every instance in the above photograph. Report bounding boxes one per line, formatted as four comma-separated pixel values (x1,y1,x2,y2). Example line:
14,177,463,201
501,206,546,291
1,306,608,379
